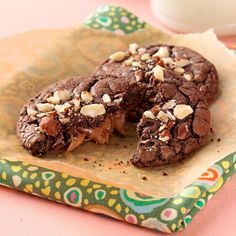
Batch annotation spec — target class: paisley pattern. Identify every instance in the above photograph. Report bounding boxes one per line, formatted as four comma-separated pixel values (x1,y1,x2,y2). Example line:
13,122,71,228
0,5,235,233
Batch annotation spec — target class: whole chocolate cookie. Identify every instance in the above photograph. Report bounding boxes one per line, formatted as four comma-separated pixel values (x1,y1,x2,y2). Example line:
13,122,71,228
132,77,210,167
95,43,218,101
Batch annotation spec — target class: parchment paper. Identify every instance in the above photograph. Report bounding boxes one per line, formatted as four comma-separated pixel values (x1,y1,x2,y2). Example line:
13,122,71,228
0,25,236,198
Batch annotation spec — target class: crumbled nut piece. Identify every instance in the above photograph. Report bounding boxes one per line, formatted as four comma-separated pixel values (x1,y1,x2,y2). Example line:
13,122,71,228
166,110,176,121
27,108,38,117
175,59,190,68
157,111,169,123
162,57,174,65
36,113,46,118
39,116,60,136
173,104,193,120
102,94,111,103
143,110,155,119
141,53,150,61
81,91,93,103
109,51,126,62
162,100,176,110
59,117,70,124
54,90,71,101
46,96,60,104
153,65,164,81
153,47,169,58
134,70,143,81
159,124,166,131
183,73,193,81
159,130,171,142
80,104,106,117
132,61,144,69
174,67,185,75
124,57,133,66
55,102,71,113
129,43,138,55
113,97,123,103
36,103,54,112
138,47,146,54
73,99,81,107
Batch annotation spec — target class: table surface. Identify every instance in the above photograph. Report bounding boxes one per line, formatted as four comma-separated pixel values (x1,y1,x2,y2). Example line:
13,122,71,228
0,1,236,236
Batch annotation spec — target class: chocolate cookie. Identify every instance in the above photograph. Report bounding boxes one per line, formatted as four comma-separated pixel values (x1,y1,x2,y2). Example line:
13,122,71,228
17,75,147,155
132,77,210,167
95,43,218,101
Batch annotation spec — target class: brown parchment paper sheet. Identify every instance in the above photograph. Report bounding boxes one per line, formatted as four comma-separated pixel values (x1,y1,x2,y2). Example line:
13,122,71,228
0,25,236,198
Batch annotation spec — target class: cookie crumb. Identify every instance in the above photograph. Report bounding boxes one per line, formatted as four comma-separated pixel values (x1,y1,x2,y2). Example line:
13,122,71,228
123,145,128,148
142,176,147,181
162,172,168,176
83,157,88,161
210,127,214,133
217,137,221,142
210,138,214,142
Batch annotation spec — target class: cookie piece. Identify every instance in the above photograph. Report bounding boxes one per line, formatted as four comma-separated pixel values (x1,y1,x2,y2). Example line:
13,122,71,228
17,75,147,155
95,44,218,101
132,77,210,167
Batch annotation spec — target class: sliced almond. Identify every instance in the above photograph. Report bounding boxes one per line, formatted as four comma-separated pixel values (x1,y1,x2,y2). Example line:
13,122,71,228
141,53,150,61
36,113,46,118
81,91,93,103
129,43,138,55
143,110,155,119
153,47,169,58
80,104,106,118
175,59,190,68
27,108,38,117
158,135,170,142
173,104,193,120
138,47,146,54
55,102,71,113
174,67,185,75
109,51,126,62
36,103,54,112
162,100,176,110
157,111,169,123
102,94,111,103
153,65,164,81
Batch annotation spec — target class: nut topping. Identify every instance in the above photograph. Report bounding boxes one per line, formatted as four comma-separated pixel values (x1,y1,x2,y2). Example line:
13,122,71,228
153,65,164,81
46,89,70,104
39,116,60,136
153,47,169,58
158,130,171,142
175,59,190,68
183,73,193,81
109,51,126,62
132,61,144,69
81,91,93,103
174,67,185,75
55,102,71,113
80,104,106,118
173,104,193,120
124,57,133,66
143,110,155,119
134,70,143,81
157,111,169,123
27,108,38,117
141,53,150,61
129,43,138,55
162,100,176,110
36,103,54,112
102,94,111,103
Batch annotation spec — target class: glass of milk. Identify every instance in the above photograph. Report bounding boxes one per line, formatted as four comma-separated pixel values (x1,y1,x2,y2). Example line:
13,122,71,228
150,0,236,36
